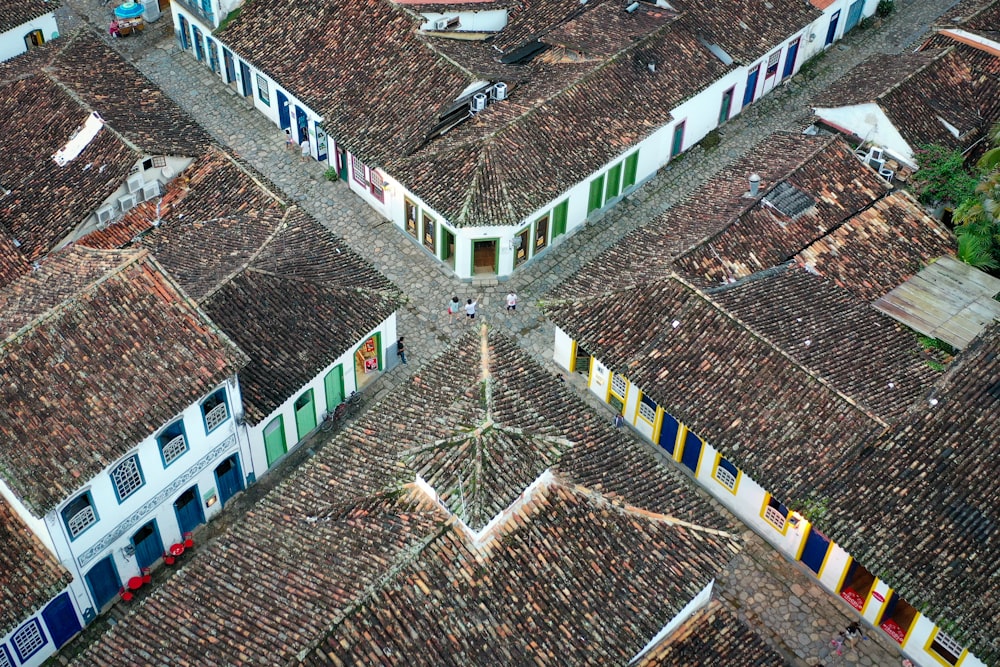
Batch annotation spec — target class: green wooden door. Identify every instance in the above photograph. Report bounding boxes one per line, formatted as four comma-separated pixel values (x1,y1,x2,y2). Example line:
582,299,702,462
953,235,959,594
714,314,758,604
623,152,639,188
605,163,622,200
552,200,568,238
264,416,286,467
294,389,317,440
324,365,344,413
588,175,605,213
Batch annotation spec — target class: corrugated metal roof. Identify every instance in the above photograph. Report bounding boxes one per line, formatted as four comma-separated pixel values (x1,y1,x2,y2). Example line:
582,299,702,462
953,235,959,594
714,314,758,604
873,255,1000,348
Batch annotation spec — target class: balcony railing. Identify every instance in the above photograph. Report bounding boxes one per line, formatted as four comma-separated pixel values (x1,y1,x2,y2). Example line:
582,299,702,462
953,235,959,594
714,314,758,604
173,0,215,27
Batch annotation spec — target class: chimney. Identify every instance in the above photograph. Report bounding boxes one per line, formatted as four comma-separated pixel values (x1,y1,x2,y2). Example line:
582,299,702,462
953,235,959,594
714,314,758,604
748,173,761,196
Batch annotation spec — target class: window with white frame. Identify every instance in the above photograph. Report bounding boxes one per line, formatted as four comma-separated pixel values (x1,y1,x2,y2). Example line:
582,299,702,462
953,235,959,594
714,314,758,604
256,74,269,105
638,394,657,423
202,388,229,432
928,629,965,665
61,492,98,539
762,495,789,532
351,154,368,185
713,456,739,492
369,169,385,203
111,455,144,502
157,420,188,466
12,620,45,662
610,374,627,399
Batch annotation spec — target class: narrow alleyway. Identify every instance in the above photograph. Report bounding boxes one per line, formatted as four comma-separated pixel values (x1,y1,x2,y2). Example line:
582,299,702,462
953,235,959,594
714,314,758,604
50,0,963,664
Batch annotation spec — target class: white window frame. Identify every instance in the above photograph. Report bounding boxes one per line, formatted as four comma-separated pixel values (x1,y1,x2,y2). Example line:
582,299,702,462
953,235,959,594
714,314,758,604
12,620,45,662
63,492,98,539
713,455,739,493
111,455,144,502
351,154,368,185
928,629,965,665
610,374,627,400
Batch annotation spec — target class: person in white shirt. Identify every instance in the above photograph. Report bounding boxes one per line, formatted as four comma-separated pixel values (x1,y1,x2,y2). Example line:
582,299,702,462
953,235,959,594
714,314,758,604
505,292,517,313
465,298,479,320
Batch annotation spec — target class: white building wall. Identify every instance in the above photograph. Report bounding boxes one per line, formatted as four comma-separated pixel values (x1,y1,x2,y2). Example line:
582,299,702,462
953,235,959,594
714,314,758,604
43,379,248,614
420,9,507,32
813,103,915,167
552,327,575,371
0,13,58,63
244,315,397,477
0,583,80,667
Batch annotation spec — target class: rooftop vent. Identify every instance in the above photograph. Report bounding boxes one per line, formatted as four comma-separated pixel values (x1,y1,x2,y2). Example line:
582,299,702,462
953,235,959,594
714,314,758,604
626,1,639,12
748,173,761,196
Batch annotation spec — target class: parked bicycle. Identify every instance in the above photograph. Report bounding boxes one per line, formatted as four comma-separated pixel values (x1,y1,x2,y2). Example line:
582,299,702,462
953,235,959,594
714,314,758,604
319,391,363,433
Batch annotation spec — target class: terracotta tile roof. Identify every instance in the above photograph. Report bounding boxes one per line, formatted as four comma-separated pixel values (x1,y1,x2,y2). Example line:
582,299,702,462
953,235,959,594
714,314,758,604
202,209,402,423
815,322,1000,664
711,265,942,423
221,0,732,228
935,0,1000,29
636,598,788,667
0,0,56,33
0,496,72,636
795,190,956,302
674,0,821,64
0,246,248,516
544,278,885,504
812,45,1000,152
80,147,403,425
308,480,740,665
0,232,29,288
0,32,211,261
673,137,890,288
76,328,740,664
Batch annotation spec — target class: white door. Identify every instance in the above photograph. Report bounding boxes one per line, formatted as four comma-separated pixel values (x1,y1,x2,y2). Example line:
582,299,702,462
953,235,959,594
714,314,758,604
760,50,781,95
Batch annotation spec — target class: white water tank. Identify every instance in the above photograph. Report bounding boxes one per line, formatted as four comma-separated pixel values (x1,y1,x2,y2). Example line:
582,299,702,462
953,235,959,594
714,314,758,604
142,0,161,22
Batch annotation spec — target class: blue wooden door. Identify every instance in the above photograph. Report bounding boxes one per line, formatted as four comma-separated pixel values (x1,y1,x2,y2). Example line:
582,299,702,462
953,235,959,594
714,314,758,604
844,0,864,33
658,414,679,456
215,454,243,507
132,521,164,570
177,15,190,50
782,39,799,79
206,37,220,74
223,49,235,83
800,526,832,574
295,105,309,144
192,26,204,61
239,61,252,97
680,430,702,473
174,486,205,535
85,556,120,609
42,592,81,648
743,65,759,107
825,10,840,45
276,90,291,130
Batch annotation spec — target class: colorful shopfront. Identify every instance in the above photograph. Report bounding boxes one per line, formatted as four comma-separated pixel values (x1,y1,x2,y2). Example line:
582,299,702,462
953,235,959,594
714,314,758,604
354,334,381,389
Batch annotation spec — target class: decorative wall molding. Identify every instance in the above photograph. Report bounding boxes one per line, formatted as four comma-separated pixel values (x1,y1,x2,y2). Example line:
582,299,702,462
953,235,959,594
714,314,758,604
76,436,236,568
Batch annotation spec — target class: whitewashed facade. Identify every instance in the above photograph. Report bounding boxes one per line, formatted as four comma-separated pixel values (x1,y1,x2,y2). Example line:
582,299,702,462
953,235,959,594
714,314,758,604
551,327,987,667
0,10,57,63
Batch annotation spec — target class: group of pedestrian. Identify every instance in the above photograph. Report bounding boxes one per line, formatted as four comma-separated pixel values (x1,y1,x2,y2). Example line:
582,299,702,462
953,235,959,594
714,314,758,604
285,129,310,160
446,292,518,321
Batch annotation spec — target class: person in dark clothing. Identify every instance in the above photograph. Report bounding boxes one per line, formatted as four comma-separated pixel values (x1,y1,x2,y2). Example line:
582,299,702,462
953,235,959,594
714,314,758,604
397,337,407,365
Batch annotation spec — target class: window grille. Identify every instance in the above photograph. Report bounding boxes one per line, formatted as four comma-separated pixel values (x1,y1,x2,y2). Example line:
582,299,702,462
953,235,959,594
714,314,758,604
12,621,44,661
611,374,627,398
112,456,144,501
205,402,228,431
161,433,187,465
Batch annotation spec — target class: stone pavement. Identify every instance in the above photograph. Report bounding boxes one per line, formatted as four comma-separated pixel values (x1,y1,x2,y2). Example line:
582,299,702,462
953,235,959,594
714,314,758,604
53,0,961,664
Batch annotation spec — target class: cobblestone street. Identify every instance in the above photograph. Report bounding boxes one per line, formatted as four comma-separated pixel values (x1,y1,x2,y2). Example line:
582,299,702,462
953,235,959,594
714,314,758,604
53,0,964,663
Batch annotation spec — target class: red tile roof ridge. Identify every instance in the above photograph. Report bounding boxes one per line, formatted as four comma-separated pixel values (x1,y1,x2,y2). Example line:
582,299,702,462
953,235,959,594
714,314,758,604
673,271,892,431
937,27,1000,57
876,46,954,101
1,245,148,345
675,134,840,263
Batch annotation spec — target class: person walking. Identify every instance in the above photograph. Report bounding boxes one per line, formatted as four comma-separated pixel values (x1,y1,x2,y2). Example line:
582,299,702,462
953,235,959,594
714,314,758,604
465,297,479,320
397,337,407,365
505,291,518,314
448,296,461,320
285,129,295,151
300,138,311,161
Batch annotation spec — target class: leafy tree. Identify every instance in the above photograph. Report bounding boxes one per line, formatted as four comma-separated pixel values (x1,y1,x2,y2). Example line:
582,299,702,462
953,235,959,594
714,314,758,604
910,144,978,205
952,125,1000,273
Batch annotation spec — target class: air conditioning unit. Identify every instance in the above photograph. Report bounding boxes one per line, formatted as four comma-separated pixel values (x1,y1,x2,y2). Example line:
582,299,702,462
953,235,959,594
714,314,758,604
491,82,508,101
118,193,137,212
470,93,488,113
141,181,160,202
433,17,450,30
96,205,114,227
127,173,144,193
